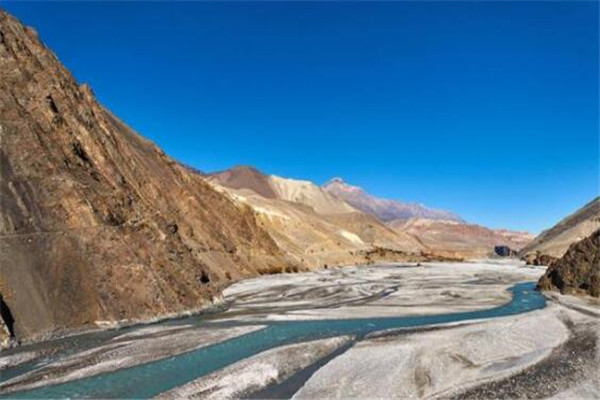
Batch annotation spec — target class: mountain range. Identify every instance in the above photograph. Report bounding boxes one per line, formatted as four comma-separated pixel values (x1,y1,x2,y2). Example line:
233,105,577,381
323,178,463,222
0,10,597,347
209,166,534,260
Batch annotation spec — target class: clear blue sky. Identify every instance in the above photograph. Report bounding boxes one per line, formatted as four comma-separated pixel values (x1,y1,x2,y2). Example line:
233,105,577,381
4,1,598,233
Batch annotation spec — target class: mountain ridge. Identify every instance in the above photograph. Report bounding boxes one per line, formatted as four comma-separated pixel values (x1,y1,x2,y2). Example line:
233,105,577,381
209,166,429,268
322,177,464,223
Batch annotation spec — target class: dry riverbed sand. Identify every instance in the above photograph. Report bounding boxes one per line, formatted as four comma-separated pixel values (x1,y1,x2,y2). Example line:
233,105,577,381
220,260,544,321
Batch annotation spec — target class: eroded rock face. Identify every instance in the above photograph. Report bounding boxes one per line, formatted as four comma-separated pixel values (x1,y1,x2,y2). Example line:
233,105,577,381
538,230,600,297
0,10,291,343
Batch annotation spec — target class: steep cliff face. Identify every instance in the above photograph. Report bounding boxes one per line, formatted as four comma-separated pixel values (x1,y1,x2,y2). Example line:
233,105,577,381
538,230,600,298
0,10,291,343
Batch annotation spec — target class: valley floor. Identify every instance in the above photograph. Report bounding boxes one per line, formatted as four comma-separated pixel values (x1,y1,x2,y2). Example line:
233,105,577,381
0,260,598,399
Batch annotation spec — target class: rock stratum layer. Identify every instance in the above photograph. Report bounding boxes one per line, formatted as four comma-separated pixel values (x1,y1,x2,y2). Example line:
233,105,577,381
538,230,600,297
0,10,292,343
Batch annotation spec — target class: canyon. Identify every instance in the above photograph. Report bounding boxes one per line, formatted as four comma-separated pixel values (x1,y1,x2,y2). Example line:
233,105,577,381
0,8,598,400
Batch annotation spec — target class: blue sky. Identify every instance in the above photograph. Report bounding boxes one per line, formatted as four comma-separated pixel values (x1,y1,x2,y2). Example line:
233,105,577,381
4,1,598,233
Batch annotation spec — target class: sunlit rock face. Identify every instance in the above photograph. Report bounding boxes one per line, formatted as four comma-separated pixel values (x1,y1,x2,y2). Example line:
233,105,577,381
0,10,291,343
538,229,600,297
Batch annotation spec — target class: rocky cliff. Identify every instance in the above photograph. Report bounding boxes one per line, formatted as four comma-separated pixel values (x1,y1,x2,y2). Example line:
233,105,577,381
538,230,600,297
0,10,291,343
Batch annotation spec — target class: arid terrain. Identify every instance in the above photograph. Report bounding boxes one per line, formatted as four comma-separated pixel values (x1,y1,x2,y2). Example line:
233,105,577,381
0,7,598,400
1,260,598,399
210,166,534,266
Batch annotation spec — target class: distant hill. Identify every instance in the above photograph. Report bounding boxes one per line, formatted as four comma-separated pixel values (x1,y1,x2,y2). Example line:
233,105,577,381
209,167,426,268
389,218,534,259
211,168,533,262
519,197,600,259
210,166,277,199
322,178,463,222
211,167,356,215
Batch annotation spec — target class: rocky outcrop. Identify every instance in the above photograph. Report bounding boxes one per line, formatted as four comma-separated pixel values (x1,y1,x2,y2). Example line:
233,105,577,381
0,10,292,343
537,230,600,297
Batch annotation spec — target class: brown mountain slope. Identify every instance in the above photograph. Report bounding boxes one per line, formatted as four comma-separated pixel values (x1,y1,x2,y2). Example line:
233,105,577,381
519,197,600,259
209,169,426,269
211,168,357,215
389,218,534,259
211,166,277,199
0,10,291,343
538,229,599,297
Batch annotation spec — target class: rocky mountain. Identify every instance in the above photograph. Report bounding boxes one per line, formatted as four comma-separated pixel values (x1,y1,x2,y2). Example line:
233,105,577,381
211,169,535,261
519,197,600,259
323,178,463,222
0,10,292,344
209,167,428,268
538,229,599,297
211,167,356,215
389,218,534,259
322,178,533,259
209,166,276,199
